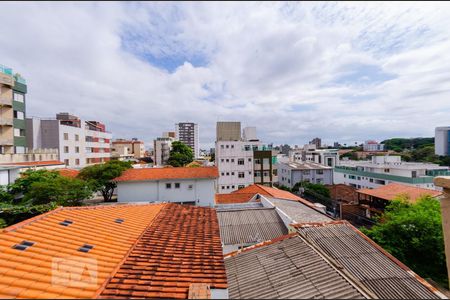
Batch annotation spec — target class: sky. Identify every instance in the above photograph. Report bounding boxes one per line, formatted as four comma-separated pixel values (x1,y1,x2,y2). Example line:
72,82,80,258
1,1,450,149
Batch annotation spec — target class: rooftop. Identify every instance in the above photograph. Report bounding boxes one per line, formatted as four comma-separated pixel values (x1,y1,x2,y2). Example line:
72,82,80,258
114,166,219,182
224,234,370,299
232,184,302,201
217,207,288,247
0,203,227,299
55,168,80,178
281,161,333,170
215,193,257,204
0,160,65,167
295,221,445,299
358,183,442,202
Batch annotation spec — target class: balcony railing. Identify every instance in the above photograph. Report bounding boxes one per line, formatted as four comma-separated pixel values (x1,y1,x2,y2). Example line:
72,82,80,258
334,166,435,184
0,138,14,145
0,118,13,126
0,97,12,106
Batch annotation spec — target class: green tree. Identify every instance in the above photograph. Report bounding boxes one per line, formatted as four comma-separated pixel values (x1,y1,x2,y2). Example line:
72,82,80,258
361,196,448,287
167,141,194,167
78,160,132,202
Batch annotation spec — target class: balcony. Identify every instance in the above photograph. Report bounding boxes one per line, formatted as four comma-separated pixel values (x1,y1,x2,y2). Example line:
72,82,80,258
334,166,435,184
0,117,13,126
0,97,12,106
0,138,14,145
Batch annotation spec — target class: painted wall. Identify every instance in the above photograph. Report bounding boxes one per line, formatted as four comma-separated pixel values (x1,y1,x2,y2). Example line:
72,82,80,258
117,178,216,207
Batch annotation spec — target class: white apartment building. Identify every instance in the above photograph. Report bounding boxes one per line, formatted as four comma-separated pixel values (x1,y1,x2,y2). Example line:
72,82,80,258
278,161,333,188
26,113,112,168
435,126,450,156
215,140,262,193
334,155,449,190
363,140,385,152
288,144,339,167
175,122,199,158
153,137,174,166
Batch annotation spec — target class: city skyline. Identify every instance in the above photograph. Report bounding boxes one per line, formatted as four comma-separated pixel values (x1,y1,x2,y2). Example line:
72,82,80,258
1,2,450,149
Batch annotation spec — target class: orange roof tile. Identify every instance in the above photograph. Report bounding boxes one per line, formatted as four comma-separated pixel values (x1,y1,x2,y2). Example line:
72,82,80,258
0,204,165,299
358,183,442,203
99,203,227,299
215,193,257,204
0,161,65,167
55,168,80,178
233,184,302,201
114,167,219,182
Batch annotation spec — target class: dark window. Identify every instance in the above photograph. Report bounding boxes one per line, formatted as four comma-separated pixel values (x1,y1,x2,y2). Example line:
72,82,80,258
175,183,180,188
166,183,171,189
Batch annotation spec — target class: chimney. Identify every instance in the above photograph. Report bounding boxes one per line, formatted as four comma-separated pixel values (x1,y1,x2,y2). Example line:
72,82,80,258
434,176,450,289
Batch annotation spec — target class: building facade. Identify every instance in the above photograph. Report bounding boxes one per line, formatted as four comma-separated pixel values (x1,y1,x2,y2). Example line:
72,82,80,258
253,149,278,186
289,144,339,168
334,155,449,190
0,65,27,155
363,140,385,152
175,122,199,158
26,113,112,168
112,138,145,160
309,137,322,149
278,161,334,188
216,121,241,141
435,126,450,156
153,137,174,166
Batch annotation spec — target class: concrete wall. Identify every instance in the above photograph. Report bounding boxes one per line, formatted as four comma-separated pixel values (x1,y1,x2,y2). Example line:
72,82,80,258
117,178,216,207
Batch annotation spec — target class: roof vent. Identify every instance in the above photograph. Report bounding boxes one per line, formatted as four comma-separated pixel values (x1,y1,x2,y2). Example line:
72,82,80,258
12,240,35,251
59,220,73,226
78,244,94,253
115,218,124,224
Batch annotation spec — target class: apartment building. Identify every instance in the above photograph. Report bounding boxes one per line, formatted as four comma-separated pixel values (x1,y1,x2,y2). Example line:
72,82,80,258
363,140,385,152
175,122,199,158
435,126,450,156
289,144,339,167
309,137,322,149
153,136,174,166
112,138,145,160
335,155,449,190
253,148,278,186
278,161,333,188
26,113,112,168
0,65,27,155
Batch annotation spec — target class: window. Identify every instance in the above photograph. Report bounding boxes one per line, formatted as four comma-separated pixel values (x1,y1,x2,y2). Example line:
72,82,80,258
231,172,235,176
166,183,172,189
238,185,245,189
64,133,69,140
64,146,69,153
248,158,252,162
226,145,229,149
221,186,225,190
75,134,79,141
15,146,25,154
317,170,324,175
175,183,180,189
255,158,261,164
238,158,244,165
384,169,390,173
226,159,229,163
188,184,193,190
238,172,245,178
244,145,250,151
75,159,80,165
349,175,356,179
64,159,69,166
232,185,235,189
221,172,225,176
75,146,79,153
13,93,24,103
13,111,24,120
303,170,310,175
226,172,229,176
221,159,224,162
14,128,20,137
263,171,269,177
248,171,252,175
231,145,234,149
221,145,224,149
254,171,260,177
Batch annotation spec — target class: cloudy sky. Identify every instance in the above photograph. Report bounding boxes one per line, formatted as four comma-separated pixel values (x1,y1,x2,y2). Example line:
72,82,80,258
1,2,450,149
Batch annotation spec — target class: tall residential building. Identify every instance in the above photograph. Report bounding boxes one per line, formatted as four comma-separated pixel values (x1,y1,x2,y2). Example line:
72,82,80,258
153,137,174,166
363,140,385,152
435,126,450,156
335,155,450,190
162,131,176,138
216,121,241,141
0,65,27,154
175,122,199,158
309,137,322,149
112,138,145,160
26,113,112,168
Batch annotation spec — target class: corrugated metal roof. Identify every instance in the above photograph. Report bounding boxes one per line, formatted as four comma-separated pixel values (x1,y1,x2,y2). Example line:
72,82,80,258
266,197,332,223
297,223,443,299
225,235,368,299
215,202,264,211
217,208,288,246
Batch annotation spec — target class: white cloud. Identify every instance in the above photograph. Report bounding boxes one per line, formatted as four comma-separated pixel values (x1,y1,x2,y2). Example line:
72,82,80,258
1,1,450,149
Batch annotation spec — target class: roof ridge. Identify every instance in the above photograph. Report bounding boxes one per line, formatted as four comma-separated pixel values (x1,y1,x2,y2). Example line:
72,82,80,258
93,203,169,298
224,232,298,258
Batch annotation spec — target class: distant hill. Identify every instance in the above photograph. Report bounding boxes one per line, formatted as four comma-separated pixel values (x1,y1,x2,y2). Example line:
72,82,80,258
381,138,434,152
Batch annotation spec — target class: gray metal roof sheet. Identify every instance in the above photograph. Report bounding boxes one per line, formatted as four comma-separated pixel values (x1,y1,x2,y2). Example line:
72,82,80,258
217,207,288,246
225,235,368,299
298,223,442,299
267,197,332,223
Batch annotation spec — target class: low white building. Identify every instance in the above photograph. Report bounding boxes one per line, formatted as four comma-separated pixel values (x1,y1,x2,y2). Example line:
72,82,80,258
363,140,385,152
335,155,450,190
278,161,334,188
435,126,450,156
289,144,339,167
115,166,218,206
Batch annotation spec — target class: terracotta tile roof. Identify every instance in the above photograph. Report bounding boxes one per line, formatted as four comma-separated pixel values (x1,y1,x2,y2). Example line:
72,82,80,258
215,193,257,204
0,160,65,167
232,184,301,201
0,204,165,299
99,203,227,299
357,183,442,203
114,167,219,182
55,168,80,178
